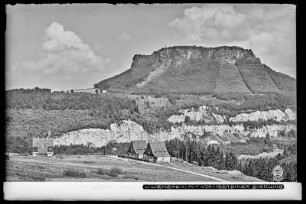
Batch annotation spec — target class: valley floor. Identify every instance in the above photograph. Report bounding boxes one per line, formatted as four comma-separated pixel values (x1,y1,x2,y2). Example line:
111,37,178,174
6,155,262,182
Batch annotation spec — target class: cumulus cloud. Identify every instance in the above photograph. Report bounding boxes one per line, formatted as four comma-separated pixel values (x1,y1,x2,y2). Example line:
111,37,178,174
168,4,296,76
169,5,247,42
20,22,114,77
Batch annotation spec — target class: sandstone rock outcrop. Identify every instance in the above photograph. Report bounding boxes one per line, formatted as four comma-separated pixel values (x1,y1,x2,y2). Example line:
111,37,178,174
53,119,177,147
54,109,296,147
168,105,225,124
53,120,149,147
229,109,296,123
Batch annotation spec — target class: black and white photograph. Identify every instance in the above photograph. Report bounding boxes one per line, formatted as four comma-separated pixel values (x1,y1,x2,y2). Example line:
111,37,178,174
4,3,301,200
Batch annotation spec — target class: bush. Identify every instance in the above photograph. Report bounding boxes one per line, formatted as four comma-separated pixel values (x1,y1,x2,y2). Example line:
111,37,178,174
109,167,122,177
97,167,123,177
63,168,86,178
97,168,107,175
230,172,244,180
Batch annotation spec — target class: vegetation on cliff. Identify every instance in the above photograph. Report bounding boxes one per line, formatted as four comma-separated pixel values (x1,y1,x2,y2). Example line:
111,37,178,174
5,88,174,151
6,87,296,153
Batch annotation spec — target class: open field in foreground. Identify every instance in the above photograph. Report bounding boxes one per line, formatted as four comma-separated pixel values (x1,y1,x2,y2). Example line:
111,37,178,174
6,155,263,182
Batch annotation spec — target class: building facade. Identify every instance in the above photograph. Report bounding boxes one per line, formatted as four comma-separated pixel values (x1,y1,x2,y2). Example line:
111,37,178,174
32,137,54,156
144,141,171,163
127,140,147,159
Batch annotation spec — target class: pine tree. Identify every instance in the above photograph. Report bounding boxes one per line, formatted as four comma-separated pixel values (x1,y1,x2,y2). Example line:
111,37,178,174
185,141,188,162
194,142,201,165
231,152,238,170
201,147,209,166
175,139,179,158
245,159,255,176
225,152,230,170
201,146,208,166
237,161,243,172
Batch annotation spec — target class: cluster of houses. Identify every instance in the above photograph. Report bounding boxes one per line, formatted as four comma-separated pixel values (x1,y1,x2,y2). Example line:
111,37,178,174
68,88,107,94
31,137,171,163
127,140,171,163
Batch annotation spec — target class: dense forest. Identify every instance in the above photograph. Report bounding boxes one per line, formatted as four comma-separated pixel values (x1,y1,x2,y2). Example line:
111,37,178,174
164,138,296,181
213,92,295,109
5,88,174,141
165,138,238,169
6,88,295,113
217,135,275,156
240,143,297,181
53,142,130,156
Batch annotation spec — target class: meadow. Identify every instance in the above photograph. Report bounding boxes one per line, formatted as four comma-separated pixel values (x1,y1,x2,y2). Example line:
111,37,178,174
6,155,262,182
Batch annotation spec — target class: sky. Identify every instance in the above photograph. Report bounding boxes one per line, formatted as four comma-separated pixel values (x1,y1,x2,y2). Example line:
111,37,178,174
6,3,296,91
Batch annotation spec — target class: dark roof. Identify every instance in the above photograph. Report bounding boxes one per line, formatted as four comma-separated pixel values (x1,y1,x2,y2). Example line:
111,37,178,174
33,138,54,148
131,140,147,155
149,141,170,157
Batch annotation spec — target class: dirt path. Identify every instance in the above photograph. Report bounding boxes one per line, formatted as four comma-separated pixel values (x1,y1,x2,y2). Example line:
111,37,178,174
132,159,228,182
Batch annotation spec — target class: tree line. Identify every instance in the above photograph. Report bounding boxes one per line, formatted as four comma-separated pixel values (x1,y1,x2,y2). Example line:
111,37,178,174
238,143,297,181
219,135,274,156
53,142,131,155
240,155,297,182
213,92,296,117
165,138,239,170
165,137,297,181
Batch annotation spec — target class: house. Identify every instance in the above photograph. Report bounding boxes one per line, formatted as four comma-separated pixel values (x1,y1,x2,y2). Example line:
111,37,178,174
32,137,54,156
127,140,147,159
70,88,101,94
144,141,171,163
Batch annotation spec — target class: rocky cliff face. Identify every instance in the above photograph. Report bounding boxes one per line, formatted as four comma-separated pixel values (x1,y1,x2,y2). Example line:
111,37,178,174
54,120,148,147
132,46,260,68
168,105,226,124
228,108,296,123
170,123,296,139
54,107,296,147
94,46,295,96
168,105,296,124
166,105,296,142
53,120,176,147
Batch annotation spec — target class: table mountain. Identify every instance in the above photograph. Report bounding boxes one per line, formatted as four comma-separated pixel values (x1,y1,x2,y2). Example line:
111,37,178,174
95,46,295,96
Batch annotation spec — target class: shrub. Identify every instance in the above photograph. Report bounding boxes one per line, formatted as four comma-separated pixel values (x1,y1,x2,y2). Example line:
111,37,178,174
97,168,109,175
63,168,86,178
231,172,244,180
32,176,46,181
97,167,123,177
166,94,177,105
109,167,122,177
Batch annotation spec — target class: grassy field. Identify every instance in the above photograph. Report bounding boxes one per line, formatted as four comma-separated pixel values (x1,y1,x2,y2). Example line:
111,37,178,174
6,155,262,182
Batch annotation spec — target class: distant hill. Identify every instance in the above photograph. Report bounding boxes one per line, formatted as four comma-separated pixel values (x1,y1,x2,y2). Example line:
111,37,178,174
94,46,296,97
